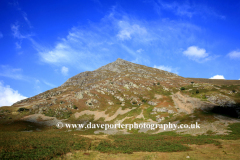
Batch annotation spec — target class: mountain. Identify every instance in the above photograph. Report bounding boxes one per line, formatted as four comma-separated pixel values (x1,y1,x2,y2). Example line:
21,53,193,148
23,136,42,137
12,58,190,113
61,58,180,87
1,58,240,135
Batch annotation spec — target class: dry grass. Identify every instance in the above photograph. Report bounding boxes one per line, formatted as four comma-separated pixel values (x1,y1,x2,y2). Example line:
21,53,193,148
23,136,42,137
55,138,240,160
187,78,240,85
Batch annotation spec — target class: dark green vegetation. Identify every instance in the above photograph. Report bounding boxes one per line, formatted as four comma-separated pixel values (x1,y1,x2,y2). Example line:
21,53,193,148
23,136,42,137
17,107,30,112
95,132,219,154
1,123,240,159
180,84,240,100
178,84,240,119
197,123,240,140
180,87,185,90
95,123,240,154
187,78,240,85
0,131,91,159
73,105,78,109
1,76,240,159
151,85,172,96
44,109,72,119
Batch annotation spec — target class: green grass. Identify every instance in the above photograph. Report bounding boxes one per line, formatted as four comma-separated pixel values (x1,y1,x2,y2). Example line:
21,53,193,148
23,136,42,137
196,123,240,140
173,109,217,124
44,109,72,119
219,85,240,91
110,107,142,123
179,84,240,101
74,114,95,122
94,133,221,154
143,105,156,121
151,85,172,97
0,131,91,159
1,122,240,159
122,118,144,124
94,123,240,154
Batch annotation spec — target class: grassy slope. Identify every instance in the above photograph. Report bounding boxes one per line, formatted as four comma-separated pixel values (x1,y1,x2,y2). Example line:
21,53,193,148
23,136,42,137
1,80,240,159
1,123,240,159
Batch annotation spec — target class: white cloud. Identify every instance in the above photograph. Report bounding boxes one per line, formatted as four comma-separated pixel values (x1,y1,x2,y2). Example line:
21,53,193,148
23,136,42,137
61,66,68,76
153,65,179,74
131,56,150,64
36,26,114,70
11,24,33,49
32,7,204,70
11,22,33,49
227,50,240,59
116,21,147,41
154,65,172,72
0,81,27,107
0,66,44,95
137,48,144,53
161,2,194,18
0,65,27,81
33,79,42,94
36,12,152,69
183,46,211,62
11,24,25,39
39,43,72,64
11,1,33,28
0,32,3,38
183,46,208,58
209,75,225,79
152,0,225,19
42,80,56,88
15,42,21,49
22,12,32,28
117,29,131,40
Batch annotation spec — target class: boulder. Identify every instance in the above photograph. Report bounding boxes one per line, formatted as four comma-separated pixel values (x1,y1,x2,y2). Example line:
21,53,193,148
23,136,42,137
208,94,236,107
148,101,157,106
152,107,168,112
168,110,174,114
156,117,162,122
108,101,114,105
75,92,83,99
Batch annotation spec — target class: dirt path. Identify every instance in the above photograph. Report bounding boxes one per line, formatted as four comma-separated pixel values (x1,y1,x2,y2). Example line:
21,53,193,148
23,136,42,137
135,109,144,119
74,107,136,121
154,94,163,99
78,135,110,140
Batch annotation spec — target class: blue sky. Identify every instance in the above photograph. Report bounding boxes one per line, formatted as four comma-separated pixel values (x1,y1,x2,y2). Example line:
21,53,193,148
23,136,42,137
0,0,240,106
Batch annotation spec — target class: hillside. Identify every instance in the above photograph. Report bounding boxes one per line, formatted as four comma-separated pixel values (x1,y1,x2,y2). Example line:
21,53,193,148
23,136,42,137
0,58,239,134
1,58,240,159
187,78,240,85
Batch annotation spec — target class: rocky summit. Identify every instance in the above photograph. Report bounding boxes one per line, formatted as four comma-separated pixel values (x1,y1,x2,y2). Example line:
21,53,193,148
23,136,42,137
1,58,240,135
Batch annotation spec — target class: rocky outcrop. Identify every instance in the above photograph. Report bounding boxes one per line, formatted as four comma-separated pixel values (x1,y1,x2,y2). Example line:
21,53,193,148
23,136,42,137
75,92,83,99
108,101,114,105
148,101,158,106
61,58,180,87
12,58,187,109
207,94,236,107
172,92,215,114
13,91,62,105
152,107,167,112
85,99,99,108
61,71,110,87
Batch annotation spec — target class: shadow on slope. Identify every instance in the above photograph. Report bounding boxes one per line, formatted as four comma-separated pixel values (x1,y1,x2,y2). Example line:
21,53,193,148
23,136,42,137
207,103,240,119
0,120,50,132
